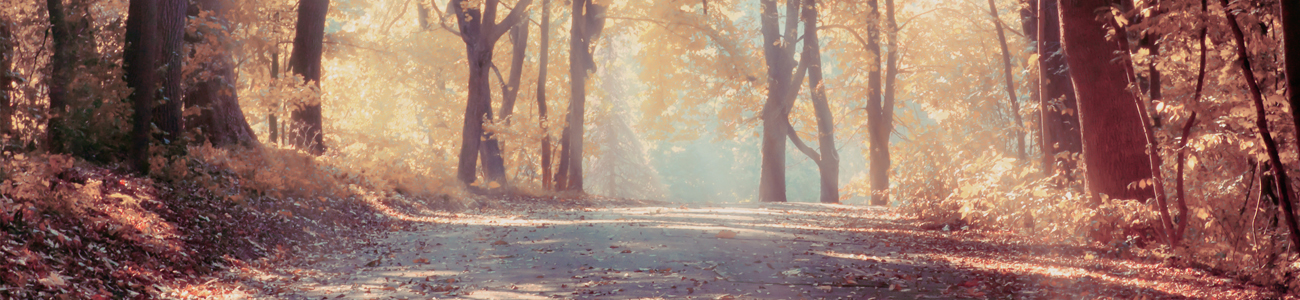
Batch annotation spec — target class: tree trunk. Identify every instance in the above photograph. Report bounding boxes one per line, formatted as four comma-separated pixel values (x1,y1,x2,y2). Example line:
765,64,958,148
1037,0,1081,177
451,0,535,187
125,0,159,173
867,0,886,205
1056,0,1153,201
538,0,552,190
186,0,259,148
989,0,1024,160
757,0,799,202
289,0,329,155
1222,0,1300,252
560,0,605,192
154,0,187,142
479,15,530,186
46,0,74,153
0,18,12,138
269,51,280,144
804,0,840,204
1283,0,1300,162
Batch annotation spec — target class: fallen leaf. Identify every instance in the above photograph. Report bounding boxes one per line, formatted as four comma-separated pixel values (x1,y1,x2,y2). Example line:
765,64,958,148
492,240,509,246
414,258,430,264
715,230,737,239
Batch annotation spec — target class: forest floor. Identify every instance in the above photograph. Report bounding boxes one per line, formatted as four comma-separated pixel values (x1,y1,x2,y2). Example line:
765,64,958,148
173,198,1278,300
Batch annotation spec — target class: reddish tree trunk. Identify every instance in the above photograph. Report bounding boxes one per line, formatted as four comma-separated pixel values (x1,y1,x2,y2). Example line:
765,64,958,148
1284,0,1300,161
289,0,329,155
1056,0,1153,201
1037,0,1081,177
154,0,187,141
125,0,159,173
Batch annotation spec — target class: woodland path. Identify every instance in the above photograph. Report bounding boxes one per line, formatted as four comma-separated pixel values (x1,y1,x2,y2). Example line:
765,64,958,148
230,202,1263,299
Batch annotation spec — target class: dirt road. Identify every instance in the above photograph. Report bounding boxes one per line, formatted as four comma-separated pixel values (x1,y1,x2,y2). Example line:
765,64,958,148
226,202,1264,299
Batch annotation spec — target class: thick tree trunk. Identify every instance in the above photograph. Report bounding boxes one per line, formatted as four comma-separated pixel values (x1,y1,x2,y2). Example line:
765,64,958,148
1037,0,1081,177
1284,0,1300,161
154,0,187,141
989,0,1024,160
757,0,799,202
479,16,529,186
46,0,74,153
186,0,258,148
125,0,159,173
538,0,552,190
560,0,605,192
1222,0,1300,252
289,0,329,155
803,0,839,204
1056,0,1153,201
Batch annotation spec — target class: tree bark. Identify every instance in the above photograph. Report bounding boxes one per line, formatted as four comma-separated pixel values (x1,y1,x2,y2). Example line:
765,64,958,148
0,18,12,138
1283,0,1300,163
186,0,259,148
451,0,535,186
538,0,552,190
1222,0,1300,252
757,0,800,202
1056,0,1153,201
989,0,1024,160
289,0,329,155
480,14,530,186
865,0,886,205
1037,0,1081,177
560,0,605,192
125,0,160,173
154,0,188,142
46,0,74,153
794,0,839,204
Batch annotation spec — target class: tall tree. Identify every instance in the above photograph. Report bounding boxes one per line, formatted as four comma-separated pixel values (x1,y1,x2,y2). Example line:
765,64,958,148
450,0,534,186
866,0,886,205
154,0,188,141
1037,0,1081,177
480,12,531,187
803,0,840,204
46,0,75,152
988,0,1024,160
1056,0,1153,201
557,0,605,191
125,0,160,173
537,0,553,190
186,0,258,147
0,18,11,138
757,0,801,202
289,0,329,155
1284,0,1300,161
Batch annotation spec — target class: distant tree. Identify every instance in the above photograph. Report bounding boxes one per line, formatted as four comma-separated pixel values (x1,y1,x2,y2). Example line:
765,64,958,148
537,0,554,190
987,0,1023,160
556,0,605,192
154,0,188,142
0,18,11,138
449,0,534,187
125,0,160,173
288,0,329,155
1056,0,1153,201
186,0,259,148
1036,0,1081,177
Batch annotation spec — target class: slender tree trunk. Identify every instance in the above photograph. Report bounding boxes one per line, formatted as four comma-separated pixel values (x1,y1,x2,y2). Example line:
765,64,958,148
881,0,898,205
269,51,280,144
538,0,552,190
1037,0,1081,177
758,0,799,202
126,0,159,173
186,0,259,148
155,0,187,142
46,0,74,153
0,19,12,138
1056,0,1153,201
289,0,329,155
988,0,1024,160
867,0,886,205
796,0,839,204
1222,0,1300,252
1020,0,1040,166
561,0,605,192
1173,0,1209,249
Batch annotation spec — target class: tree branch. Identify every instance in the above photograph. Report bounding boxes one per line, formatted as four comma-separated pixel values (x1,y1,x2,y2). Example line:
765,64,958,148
786,120,822,164
490,0,535,42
